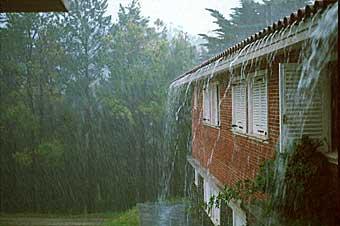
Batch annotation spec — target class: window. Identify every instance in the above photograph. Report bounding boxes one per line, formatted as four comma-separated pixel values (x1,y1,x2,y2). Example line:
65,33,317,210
203,179,210,204
203,83,220,126
232,81,247,133
232,71,268,138
248,71,268,137
232,208,247,226
279,63,331,153
203,179,220,226
194,169,199,186
193,85,198,110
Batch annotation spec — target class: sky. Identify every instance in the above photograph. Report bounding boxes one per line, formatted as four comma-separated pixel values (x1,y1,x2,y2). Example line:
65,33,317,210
106,0,241,36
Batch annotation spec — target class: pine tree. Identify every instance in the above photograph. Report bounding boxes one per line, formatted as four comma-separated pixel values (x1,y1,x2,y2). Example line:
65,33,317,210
199,0,311,58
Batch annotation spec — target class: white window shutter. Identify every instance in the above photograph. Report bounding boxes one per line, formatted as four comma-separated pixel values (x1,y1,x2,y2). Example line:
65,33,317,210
279,63,328,152
210,84,219,126
209,85,215,123
215,85,220,126
203,179,220,226
203,87,210,122
203,179,210,204
194,170,199,186
193,86,198,109
212,187,220,225
252,73,268,136
232,82,247,133
233,210,246,226
203,83,219,126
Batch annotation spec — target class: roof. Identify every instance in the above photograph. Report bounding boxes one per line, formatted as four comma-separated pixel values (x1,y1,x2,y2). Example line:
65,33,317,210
172,0,337,86
0,0,69,12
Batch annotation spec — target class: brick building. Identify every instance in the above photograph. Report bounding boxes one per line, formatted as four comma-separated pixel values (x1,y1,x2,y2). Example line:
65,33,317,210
172,1,338,225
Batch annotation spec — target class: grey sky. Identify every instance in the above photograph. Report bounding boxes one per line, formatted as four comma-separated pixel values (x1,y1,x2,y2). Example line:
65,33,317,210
106,0,241,36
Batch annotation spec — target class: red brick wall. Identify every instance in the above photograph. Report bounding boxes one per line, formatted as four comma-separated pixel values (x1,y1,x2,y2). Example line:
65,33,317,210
191,62,279,187
190,48,339,225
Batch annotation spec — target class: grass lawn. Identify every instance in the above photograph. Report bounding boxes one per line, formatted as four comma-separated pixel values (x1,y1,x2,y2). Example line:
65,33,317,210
0,207,139,226
104,208,139,226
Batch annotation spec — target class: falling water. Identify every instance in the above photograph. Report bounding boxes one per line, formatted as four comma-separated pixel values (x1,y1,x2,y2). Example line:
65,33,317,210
255,3,338,226
160,80,192,200
279,3,338,154
139,2,338,226
138,71,199,225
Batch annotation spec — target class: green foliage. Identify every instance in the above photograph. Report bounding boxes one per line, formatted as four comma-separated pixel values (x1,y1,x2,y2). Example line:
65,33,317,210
104,208,139,226
2,103,38,133
278,136,333,224
0,0,197,214
103,97,135,125
36,140,64,167
254,159,275,194
13,151,33,168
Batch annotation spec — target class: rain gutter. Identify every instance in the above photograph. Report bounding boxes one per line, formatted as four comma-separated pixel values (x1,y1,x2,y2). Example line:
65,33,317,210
171,0,337,87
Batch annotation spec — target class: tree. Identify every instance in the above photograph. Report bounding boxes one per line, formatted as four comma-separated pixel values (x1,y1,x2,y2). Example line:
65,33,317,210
61,0,112,213
199,0,311,58
0,0,198,214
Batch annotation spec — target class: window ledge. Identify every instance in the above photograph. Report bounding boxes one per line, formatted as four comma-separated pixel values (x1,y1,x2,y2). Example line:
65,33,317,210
203,122,220,129
324,151,338,165
231,130,269,143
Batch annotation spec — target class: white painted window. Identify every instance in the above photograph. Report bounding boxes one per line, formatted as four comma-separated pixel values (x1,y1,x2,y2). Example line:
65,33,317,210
233,208,246,226
248,71,268,137
232,81,247,133
193,85,198,110
279,63,331,153
194,169,199,186
203,179,210,204
203,179,220,226
210,186,221,226
203,83,220,126
203,86,211,122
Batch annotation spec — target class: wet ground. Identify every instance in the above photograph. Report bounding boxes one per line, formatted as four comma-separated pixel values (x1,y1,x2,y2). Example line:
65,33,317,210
0,216,107,226
0,202,198,226
138,202,196,226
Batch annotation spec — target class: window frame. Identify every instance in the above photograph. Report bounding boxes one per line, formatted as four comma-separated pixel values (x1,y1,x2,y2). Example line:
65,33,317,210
203,178,221,226
232,79,247,134
193,85,198,110
203,82,220,127
279,63,331,153
231,70,269,140
194,169,199,186
232,207,247,226
248,70,268,139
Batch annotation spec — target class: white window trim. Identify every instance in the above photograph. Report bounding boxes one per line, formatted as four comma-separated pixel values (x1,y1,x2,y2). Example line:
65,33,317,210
232,79,247,134
194,169,199,186
203,82,220,127
248,70,268,139
193,85,198,110
203,178,221,226
279,63,332,153
228,201,247,226
232,71,269,140
232,207,247,226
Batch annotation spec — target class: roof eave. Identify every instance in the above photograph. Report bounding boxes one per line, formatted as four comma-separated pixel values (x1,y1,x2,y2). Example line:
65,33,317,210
171,0,337,86
0,0,70,12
